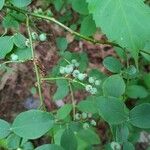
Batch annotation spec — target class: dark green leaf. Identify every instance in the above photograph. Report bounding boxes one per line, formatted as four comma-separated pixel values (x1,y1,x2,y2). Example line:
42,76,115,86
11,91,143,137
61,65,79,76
35,144,64,150
11,110,54,139
0,36,14,59
2,15,19,29
56,37,68,51
61,129,77,150
123,142,135,150
13,33,27,48
126,85,149,99
7,134,21,149
72,0,89,15
102,75,126,97
56,104,72,120
103,56,122,73
97,96,128,124
53,79,69,101
80,15,96,36
129,103,150,128
77,129,100,145
14,47,32,60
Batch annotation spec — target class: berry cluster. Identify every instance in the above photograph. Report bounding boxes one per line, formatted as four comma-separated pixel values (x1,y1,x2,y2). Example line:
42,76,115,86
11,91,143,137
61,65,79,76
59,59,102,95
31,32,47,42
75,112,97,129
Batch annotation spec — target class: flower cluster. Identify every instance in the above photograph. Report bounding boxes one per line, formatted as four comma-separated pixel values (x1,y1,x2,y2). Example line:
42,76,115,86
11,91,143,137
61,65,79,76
75,112,97,129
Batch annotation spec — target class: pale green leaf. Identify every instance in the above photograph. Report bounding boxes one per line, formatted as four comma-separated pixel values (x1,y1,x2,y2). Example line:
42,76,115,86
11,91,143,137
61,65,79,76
0,0,5,10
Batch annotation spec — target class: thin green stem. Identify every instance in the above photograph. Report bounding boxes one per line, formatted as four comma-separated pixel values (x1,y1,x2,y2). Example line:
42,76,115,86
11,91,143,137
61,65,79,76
41,76,86,87
69,82,76,121
26,15,44,109
0,60,30,66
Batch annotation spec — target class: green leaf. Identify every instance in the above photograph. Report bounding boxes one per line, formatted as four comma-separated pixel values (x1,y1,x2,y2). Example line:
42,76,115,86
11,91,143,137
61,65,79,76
2,15,19,29
35,144,64,150
97,96,128,124
0,0,5,10
0,36,14,59
129,103,150,129
0,119,10,139
77,100,98,114
11,110,54,139
61,129,77,150
54,0,64,11
102,75,126,97
123,142,135,150
56,37,68,51
72,0,89,15
53,79,69,101
143,73,150,89
22,142,34,150
10,0,32,7
14,47,32,61
77,129,100,145
13,33,27,48
87,0,150,60
56,104,72,120
126,85,149,99
103,56,122,73
80,15,96,36
141,42,150,62
7,134,21,149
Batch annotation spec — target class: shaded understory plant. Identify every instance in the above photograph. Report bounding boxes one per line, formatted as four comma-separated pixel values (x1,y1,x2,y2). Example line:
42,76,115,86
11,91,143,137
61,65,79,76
0,0,150,150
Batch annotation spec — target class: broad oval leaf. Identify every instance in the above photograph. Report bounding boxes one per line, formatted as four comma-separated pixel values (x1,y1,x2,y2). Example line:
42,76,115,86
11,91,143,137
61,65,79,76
97,96,128,124
87,0,150,60
10,0,32,7
77,129,100,145
13,33,27,48
61,128,77,150
56,104,72,120
80,15,96,36
35,144,64,150
123,142,135,150
53,79,69,101
72,0,89,15
129,103,150,129
0,36,14,59
126,85,149,99
0,0,4,10
103,56,122,73
11,110,54,139
102,75,126,97
0,119,10,139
